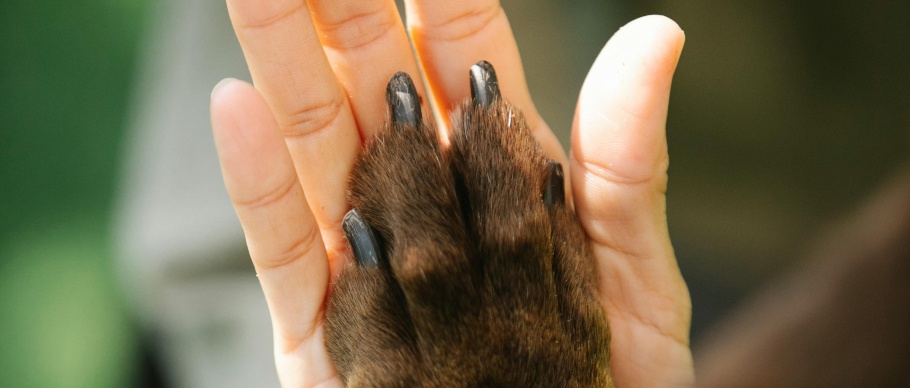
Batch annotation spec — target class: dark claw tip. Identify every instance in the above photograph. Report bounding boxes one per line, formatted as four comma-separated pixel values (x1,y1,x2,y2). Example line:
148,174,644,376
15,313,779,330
470,60,500,108
386,72,421,128
543,160,565,209
343,209,382,267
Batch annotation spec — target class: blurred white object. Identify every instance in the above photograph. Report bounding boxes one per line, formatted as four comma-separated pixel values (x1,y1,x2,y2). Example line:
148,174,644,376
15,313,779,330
114,0,278,386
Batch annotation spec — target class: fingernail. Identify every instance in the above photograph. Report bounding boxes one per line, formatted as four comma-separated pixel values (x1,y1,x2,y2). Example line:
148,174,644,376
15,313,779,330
386,72,421,128
343,209,382,267
211,78,238,99
469,61,500,108
543,160,565,208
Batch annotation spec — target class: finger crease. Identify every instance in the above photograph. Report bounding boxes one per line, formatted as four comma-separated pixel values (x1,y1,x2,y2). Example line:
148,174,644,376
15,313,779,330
257,223,322,272
571,150,657,187
233,176,298,211
591,237,648,263
318,9,398,51
280,96,345,139
420,5,502,42
614,308,690,349
279,313,322,355
236,1,308,31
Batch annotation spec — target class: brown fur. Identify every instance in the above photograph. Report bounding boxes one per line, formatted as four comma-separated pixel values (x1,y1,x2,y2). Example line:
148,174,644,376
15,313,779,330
325,97,613,387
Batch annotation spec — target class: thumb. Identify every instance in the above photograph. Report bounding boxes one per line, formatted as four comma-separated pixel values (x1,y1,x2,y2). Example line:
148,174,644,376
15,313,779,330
572,15,682,258
571,15,693,387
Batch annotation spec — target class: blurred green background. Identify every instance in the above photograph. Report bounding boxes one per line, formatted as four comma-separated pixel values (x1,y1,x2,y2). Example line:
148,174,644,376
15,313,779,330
1,0,907,386
1,0,148,386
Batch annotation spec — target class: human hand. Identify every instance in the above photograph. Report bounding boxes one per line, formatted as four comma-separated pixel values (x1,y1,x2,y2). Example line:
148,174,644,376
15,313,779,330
209,0,692,386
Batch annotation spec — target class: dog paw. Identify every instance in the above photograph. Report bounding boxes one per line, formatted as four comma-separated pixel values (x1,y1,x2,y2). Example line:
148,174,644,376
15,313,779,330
325,62,612,387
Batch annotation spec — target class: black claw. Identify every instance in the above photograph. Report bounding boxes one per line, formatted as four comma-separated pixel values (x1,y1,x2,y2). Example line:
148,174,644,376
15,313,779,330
343,209,383,267
386,72,421,128
470,60,500,108
543,160,565,209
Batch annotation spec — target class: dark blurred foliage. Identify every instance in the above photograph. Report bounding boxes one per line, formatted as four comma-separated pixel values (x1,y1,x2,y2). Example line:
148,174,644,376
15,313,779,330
0,0,907,386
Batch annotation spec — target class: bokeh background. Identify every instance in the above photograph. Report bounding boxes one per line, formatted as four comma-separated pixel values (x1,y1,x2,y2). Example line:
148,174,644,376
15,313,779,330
1,0,907,386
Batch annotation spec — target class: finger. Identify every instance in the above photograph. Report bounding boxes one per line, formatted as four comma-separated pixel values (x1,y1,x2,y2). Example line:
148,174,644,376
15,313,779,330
307,0,425,137
570,16,693,386
227,0,360,265
403,0,565,162
211,79,339,387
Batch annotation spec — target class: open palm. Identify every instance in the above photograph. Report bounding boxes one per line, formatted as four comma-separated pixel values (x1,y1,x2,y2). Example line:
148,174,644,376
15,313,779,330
210,1,692,386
